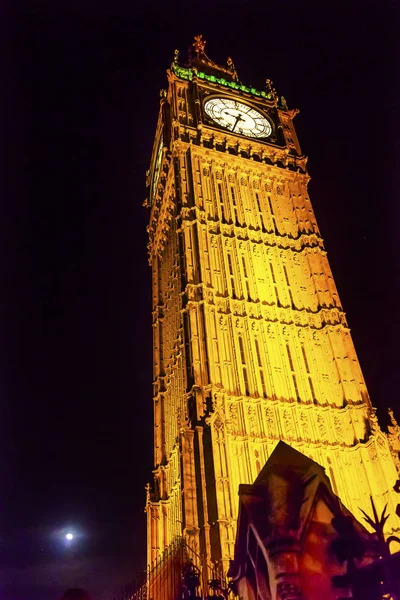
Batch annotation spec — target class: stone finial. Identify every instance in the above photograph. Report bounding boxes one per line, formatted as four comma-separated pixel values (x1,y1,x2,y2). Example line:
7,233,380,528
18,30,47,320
226,57,239,81
369,406,379,433
265,78,278,102
387,407,400,476
145,482,151,503
388,407,398,427
280,95,288,110
193,34,206,55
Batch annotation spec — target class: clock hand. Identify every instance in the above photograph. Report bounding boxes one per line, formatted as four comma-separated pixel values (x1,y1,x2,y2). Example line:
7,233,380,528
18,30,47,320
231,113,245,132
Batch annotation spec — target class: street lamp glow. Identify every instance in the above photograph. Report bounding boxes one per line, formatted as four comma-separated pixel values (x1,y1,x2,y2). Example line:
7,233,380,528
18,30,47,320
65,533,74,541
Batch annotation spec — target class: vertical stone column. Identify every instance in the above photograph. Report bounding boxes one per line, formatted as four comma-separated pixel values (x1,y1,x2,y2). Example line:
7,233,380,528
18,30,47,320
181,427,200,551
196,425,212,564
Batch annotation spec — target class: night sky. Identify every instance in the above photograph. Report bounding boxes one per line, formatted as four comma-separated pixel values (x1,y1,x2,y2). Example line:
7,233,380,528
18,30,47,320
2,1,399,598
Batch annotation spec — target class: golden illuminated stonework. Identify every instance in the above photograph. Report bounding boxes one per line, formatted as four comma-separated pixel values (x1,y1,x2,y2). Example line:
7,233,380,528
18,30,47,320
144,37,400,572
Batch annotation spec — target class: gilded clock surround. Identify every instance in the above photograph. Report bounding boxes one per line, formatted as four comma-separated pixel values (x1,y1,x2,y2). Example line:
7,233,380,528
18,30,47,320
144,36,400,573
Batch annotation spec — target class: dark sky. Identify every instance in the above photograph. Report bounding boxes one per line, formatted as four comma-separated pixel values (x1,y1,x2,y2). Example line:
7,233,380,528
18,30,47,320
2,1,399,598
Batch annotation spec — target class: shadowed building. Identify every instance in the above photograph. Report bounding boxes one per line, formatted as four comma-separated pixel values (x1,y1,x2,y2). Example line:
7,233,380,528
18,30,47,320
144,36,400,575
229,441,370,600
228,442,400,600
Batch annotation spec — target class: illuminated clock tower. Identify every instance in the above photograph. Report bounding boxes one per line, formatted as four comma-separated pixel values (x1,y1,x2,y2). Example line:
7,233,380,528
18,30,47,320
145,36,399,571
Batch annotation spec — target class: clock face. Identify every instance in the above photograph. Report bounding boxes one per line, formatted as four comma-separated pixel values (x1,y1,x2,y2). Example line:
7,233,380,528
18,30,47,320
204,97,272,139
151,135,163,201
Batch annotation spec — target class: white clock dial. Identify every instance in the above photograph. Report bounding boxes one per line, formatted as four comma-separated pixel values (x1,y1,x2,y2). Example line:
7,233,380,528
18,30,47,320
204,97,272,138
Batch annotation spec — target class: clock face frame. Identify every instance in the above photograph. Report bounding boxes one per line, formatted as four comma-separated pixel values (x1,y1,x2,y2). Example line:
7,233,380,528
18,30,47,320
151,134,163,201
204,97,272,139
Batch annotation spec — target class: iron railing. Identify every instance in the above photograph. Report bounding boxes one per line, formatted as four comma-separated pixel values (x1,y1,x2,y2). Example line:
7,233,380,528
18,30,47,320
110,538,236,600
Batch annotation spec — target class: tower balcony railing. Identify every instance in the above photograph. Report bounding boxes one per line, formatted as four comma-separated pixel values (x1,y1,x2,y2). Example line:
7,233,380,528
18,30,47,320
110,537,237,600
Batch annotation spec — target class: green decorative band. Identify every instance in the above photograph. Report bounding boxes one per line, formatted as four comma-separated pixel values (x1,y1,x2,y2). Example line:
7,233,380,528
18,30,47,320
171,63,272,100
172,65,193,81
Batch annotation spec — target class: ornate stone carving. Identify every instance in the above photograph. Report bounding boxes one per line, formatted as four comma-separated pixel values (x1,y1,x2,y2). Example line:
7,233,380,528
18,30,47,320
333,414,343,441
299,411,310,440
387,407,400,473
247,405,258,437
228,403,240,436
389,407,399,428
316,414,327,440
265,78,278,103
265,406,276,438
369,406,379,434
226,57,239,82
282,409,293,438
214,415,224,433
192,34,206,55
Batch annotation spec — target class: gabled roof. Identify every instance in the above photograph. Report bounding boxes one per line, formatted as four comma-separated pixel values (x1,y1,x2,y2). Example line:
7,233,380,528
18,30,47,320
254,440,326,487
229,442,368,580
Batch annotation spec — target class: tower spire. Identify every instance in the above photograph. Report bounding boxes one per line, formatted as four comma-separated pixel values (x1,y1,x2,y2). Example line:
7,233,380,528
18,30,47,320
188,34,239,82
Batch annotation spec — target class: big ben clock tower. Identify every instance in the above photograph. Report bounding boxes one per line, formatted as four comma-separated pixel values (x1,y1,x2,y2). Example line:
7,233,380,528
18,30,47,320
144,36,399,572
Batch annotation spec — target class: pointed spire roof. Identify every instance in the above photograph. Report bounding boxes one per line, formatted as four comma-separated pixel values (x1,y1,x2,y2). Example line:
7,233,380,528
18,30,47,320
229,442,374,588
233,442,364,552
254,440,326,487
188,34,239,82
170,37,281,105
